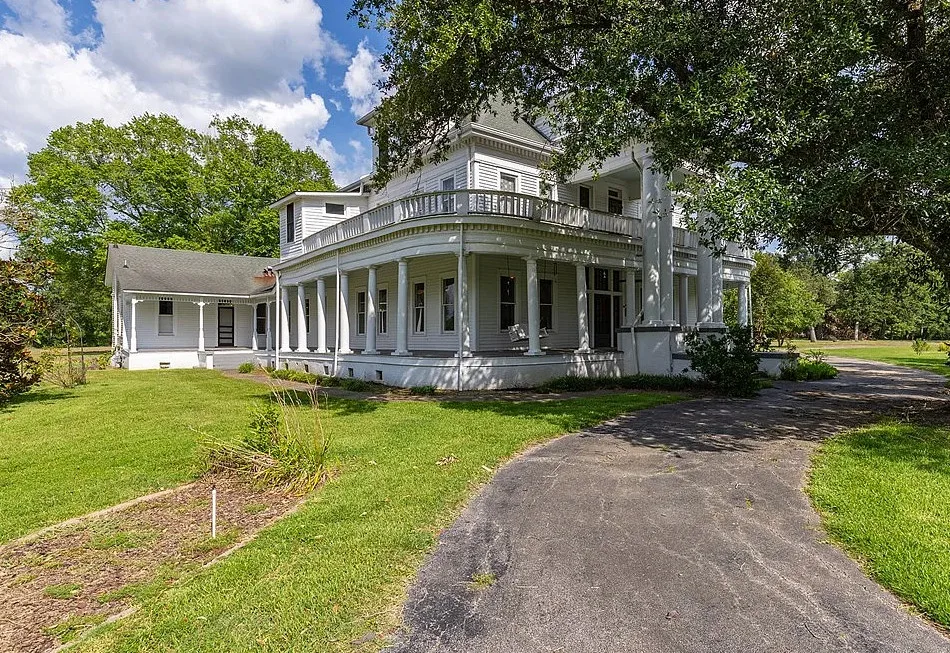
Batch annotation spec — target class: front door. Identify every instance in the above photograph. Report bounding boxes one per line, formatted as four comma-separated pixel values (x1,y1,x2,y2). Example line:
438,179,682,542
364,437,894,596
592,294,613,349
217,305,234,347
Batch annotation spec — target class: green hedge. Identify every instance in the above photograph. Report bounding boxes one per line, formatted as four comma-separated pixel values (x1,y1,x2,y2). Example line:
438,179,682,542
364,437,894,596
267,368,380,393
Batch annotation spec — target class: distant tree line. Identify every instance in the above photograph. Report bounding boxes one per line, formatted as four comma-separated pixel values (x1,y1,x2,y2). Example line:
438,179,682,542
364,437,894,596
729,242,950,344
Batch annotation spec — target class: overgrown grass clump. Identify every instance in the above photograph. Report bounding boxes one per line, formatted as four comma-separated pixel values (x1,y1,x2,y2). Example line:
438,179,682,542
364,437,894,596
781,360,839,381
267,367,380,392
237,362,255,374
201,390,330,494
809,422,950,628
536,374,704,393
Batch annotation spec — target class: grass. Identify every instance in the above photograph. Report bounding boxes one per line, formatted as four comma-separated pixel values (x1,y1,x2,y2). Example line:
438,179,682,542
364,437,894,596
66,389,679,651
0,369,271,543
808,421,950,628
45,614,107,643
469,572,497,590
788,339,950,378
44,582,82,599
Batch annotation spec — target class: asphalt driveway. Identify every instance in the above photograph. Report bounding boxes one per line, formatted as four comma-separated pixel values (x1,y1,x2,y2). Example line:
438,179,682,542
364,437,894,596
387,359,950,653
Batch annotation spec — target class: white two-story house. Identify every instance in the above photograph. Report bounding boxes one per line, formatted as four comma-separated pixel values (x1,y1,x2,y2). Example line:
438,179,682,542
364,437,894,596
106,106,756,388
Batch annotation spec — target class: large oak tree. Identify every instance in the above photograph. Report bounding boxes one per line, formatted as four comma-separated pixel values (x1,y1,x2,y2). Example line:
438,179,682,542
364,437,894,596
353,0,949,273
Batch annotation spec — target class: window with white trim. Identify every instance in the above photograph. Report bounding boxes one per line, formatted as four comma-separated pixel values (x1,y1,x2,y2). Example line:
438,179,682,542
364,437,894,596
413,282,426,333
440,176,455,212
500,276,516,330
442,277,456,332
500,172,518,193
356,291,366,335
540,279,554,330
285,203,295,241
608,187,623,214
158,300,173,335
579,185,592,209
256,303,267,335
378,288,388,334
326,202,346,215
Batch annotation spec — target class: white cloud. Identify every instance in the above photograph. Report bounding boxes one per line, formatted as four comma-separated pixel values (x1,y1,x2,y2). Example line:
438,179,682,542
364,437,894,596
0,1,352,184
343,40,383,117
313,137,372,187
93,0,347,101
2,0,70,41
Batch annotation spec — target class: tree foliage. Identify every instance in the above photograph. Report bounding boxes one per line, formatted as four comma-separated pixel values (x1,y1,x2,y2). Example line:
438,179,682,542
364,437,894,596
11,114,334,344
353,0,950,275
748,253,826,344
0,204,53,404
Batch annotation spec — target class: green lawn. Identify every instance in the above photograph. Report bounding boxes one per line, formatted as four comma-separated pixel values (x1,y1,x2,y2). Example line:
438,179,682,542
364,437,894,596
3,369,680,651
789,339,950,378
808,422,950,629
0,370,271,543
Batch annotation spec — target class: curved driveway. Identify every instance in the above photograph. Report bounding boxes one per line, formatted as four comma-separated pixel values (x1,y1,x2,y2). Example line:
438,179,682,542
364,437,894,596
388,359,950,653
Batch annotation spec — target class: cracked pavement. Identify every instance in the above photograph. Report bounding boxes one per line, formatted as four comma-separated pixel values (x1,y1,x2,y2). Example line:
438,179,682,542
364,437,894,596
386,359,950,653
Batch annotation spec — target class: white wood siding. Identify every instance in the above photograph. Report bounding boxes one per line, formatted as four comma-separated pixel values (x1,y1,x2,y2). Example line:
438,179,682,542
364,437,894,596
132,299,255,350
369,151,470,208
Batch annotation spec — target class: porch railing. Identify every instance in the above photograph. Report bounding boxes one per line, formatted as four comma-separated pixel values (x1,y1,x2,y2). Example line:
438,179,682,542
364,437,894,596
300,189,744,258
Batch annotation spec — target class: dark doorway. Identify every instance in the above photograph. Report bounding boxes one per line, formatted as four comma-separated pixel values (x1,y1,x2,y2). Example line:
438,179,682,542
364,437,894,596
217,305,234,347
593,294,613,349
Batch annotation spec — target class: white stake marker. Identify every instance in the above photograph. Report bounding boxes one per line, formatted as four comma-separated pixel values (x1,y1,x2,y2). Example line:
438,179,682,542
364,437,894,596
211,485,217,539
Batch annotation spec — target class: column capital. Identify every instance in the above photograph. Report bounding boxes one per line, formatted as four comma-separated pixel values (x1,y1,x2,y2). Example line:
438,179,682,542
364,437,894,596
523,255,537,263
367,264,378,271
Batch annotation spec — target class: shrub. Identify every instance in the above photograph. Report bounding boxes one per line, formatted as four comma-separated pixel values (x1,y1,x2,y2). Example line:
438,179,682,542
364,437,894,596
912,339,931,356
409,385,438,396
265,368,381,392
803,349,827,364
781,360,839,381
536,374,703,393
339,378,375,392
684,325,761,397
40,350,87,388
237,362,255,374
202,389,330,493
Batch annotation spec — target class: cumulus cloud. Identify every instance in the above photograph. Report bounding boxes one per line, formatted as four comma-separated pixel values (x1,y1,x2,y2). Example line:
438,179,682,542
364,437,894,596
0,0,352,183
343,40,384,117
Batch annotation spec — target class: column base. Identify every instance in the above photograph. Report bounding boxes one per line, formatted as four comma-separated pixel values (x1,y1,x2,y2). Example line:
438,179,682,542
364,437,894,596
338,348,353,355
524,350,546,357
392,349,412,356
363,349,378,355
574,347,592,354
296,348,310,353
315,348,329,354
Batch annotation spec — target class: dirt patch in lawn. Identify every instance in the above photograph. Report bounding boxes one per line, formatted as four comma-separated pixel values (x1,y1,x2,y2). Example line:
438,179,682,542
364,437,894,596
0,475,301,652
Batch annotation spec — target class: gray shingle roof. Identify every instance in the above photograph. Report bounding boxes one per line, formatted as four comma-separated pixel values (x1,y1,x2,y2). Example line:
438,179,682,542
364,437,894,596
106,244,278,296
471,102,552,146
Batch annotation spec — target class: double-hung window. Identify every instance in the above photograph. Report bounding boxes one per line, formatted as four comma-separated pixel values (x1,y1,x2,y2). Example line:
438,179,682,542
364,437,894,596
442,277,456,332
608,188,623,214
255,303,267,335
158,300,173,335
440,176,455,213
540,279,554,330
579,185,592,209
285,203,295,241
356,292,367,335
500,276,516,330
413,282,426,333
378,288,388,334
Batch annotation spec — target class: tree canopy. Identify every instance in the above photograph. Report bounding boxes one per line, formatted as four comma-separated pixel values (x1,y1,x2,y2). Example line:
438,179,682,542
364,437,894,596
11,114,334,343
353,0,950,275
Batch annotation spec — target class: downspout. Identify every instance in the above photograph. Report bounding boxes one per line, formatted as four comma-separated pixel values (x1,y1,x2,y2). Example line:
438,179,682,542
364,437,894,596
333,250,341,377
274,272,281,370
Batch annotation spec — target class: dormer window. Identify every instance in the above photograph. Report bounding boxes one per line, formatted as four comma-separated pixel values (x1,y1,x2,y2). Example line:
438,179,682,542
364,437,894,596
285,203,295,242
326,203,346,215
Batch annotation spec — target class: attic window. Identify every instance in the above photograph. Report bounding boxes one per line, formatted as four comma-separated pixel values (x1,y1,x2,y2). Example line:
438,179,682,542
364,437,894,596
326,202,346,215
286,203,296,242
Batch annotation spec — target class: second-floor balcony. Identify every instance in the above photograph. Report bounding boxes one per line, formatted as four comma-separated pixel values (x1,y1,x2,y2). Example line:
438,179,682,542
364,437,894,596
299,189,748,259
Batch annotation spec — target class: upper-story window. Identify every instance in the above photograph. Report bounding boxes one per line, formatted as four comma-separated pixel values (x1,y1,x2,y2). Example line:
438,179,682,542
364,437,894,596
608,188,623,215
326,202,346,215
500,172,518,193
579,185,592,209
440,176,455,213
285,203,295,242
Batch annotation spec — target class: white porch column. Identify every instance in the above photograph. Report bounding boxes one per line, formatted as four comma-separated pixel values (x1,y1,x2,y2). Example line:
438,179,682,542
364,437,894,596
197,301,206,352
279,285,291,352
696,213,714,325
712,250,725,325
625,268,637,324
251,305,259,351
265,302,273,351
738,280,750,326
640,152,662,325
659,183,676,325
525,257,543,356
576,264,590,352
365,266,378,354
129,298,139,352
467,254,478,352
338,271,352,354
678,275,690,326
394,258,411,355
316,278,328,353
296,284,309,352
457,254,471,356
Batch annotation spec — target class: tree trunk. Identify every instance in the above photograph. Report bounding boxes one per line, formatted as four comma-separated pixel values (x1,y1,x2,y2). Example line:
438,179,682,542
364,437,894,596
809,326,817,342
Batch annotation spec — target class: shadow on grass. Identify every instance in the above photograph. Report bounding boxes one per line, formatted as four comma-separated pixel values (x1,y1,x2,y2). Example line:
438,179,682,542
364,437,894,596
0,386,78,414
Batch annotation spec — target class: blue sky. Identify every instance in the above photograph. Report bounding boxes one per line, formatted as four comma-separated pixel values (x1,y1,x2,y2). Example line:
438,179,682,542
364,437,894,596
0,0,388,187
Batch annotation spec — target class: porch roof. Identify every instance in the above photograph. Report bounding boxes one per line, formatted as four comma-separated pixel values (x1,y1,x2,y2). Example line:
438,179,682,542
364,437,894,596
105,243,278,296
